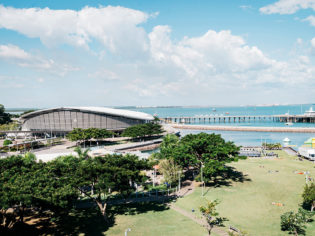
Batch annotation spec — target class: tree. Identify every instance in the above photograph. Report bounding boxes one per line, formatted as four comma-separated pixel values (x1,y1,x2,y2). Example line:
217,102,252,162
3,139,12,146
280,208,314,235
158,159,182,187
158,134,179,159
48,153,149,221
302,183,315,211
74,146,91,159
122,123,163,139
159,133,244,182
199,200,222,235
66,128,114,144
0,104,11,125
0,154,79,231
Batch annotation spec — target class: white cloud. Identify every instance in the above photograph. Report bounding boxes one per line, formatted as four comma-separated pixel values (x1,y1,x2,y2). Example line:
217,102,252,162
37,77,45,83
260,0,315,14
240,5,253,10
0,44,78,75
1,5,315,105
296,38,303,44
0,5,151,57
149,26,273,78
120,25,315,99
0,44,29,59
88,69,119,80
303,15,315,26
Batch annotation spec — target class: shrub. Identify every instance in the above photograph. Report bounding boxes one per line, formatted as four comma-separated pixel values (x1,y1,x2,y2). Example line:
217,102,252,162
3,139,12,146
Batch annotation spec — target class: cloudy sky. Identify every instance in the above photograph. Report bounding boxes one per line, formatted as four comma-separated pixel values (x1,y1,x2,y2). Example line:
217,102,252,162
0,0,315,108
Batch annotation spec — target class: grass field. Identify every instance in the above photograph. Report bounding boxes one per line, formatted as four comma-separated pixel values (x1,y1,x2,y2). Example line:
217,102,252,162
54,151,314,235
105,205,210,236
175,151,315,235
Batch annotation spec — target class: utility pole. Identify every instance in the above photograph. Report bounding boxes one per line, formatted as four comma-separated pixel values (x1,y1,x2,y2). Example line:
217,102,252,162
178,170,181,190
201,162,204,197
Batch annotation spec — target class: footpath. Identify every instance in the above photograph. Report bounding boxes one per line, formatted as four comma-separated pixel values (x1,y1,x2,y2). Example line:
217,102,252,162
168,180,229,236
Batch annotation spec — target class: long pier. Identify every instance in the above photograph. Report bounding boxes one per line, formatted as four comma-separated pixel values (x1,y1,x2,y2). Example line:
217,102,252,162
170,124,315,133
162,114,315,124
162,115,274,124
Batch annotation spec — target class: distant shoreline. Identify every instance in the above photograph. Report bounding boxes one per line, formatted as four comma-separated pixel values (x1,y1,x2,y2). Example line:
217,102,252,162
172,124,315,133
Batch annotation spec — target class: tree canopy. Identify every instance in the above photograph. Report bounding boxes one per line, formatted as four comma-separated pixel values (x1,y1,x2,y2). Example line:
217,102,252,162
121,123,163,139
0,104,11,125
66,128,114,142
157,132,244,181
302,183,315,212
0,152,149,230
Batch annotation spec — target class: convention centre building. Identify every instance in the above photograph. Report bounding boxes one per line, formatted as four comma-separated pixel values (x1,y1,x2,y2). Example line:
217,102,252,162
20,107,154,135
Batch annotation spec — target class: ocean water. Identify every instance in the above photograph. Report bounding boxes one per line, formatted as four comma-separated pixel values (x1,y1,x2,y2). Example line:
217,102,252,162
130,104,315,127
129,104,315,149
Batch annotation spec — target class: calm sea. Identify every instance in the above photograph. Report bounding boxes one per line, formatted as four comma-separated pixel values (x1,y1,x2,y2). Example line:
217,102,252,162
130,104,315,148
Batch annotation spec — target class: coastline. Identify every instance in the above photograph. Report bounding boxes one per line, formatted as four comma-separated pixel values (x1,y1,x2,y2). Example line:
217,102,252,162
171,124,315,133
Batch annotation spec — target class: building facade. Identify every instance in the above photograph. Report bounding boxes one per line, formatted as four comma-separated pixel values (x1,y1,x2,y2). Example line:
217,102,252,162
20,107,154,134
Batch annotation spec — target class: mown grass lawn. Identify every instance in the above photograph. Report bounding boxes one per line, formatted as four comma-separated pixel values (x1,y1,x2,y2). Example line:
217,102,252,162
175,150,315,235
59,151,314,236
105,206,209,236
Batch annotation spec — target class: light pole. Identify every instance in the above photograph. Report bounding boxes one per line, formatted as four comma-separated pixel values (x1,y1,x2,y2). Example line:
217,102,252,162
125,228,131,236
201,162,205,197
178,170,181,190
153,166,156,187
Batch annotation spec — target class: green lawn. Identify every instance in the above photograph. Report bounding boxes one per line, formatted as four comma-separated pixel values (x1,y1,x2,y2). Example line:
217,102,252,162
52,151,314,235
175,151,315,235
105,206,209,236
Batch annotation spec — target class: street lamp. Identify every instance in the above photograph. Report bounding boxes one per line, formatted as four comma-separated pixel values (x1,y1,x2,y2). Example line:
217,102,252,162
178,170,181,190
201,162,205,197
125,228,131,236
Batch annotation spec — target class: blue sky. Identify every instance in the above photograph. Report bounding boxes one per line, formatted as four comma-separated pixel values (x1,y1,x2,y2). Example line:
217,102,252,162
0,0,315,108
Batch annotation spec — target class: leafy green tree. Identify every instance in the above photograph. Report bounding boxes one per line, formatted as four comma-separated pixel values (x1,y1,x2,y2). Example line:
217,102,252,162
158,159,182,187
158,134,179,159
74,146,91,159
3,139,12,146
280,208,314,235
302,183,315,211
199,200,222,235
0,154,79,230
48,154,149,221
122,123,163,139
67,128,114,144
0,104,11,125
159,133,244,182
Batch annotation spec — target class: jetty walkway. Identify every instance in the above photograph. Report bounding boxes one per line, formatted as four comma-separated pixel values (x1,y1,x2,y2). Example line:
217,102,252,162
171,124,315,133
162,113,315,124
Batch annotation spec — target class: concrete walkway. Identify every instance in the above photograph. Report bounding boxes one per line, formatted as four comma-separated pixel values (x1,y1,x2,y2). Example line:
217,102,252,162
105,138,162,151
170,204,229,236
169,180,229,236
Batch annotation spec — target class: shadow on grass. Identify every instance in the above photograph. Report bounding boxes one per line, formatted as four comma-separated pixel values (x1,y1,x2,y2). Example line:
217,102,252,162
4,198,174,236
206,166,251,188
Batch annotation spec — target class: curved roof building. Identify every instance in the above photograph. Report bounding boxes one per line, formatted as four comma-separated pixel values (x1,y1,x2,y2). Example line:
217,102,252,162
21,107,154,133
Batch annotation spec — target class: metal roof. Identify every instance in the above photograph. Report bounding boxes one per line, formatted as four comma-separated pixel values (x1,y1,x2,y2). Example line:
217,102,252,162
20,107,154,121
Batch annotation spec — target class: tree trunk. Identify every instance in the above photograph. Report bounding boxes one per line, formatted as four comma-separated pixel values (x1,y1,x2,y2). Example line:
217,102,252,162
208,225,213,235
96,200,107,221
311,201,315,212
19,206,24,222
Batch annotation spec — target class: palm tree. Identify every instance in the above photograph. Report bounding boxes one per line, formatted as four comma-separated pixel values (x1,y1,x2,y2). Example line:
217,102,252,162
74,146,91,159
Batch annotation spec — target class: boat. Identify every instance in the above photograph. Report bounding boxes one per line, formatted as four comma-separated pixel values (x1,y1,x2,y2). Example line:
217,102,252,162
305,106,315,117
212,108,216,112
225,112,230,115
283,137,291,142
285,122,293,126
